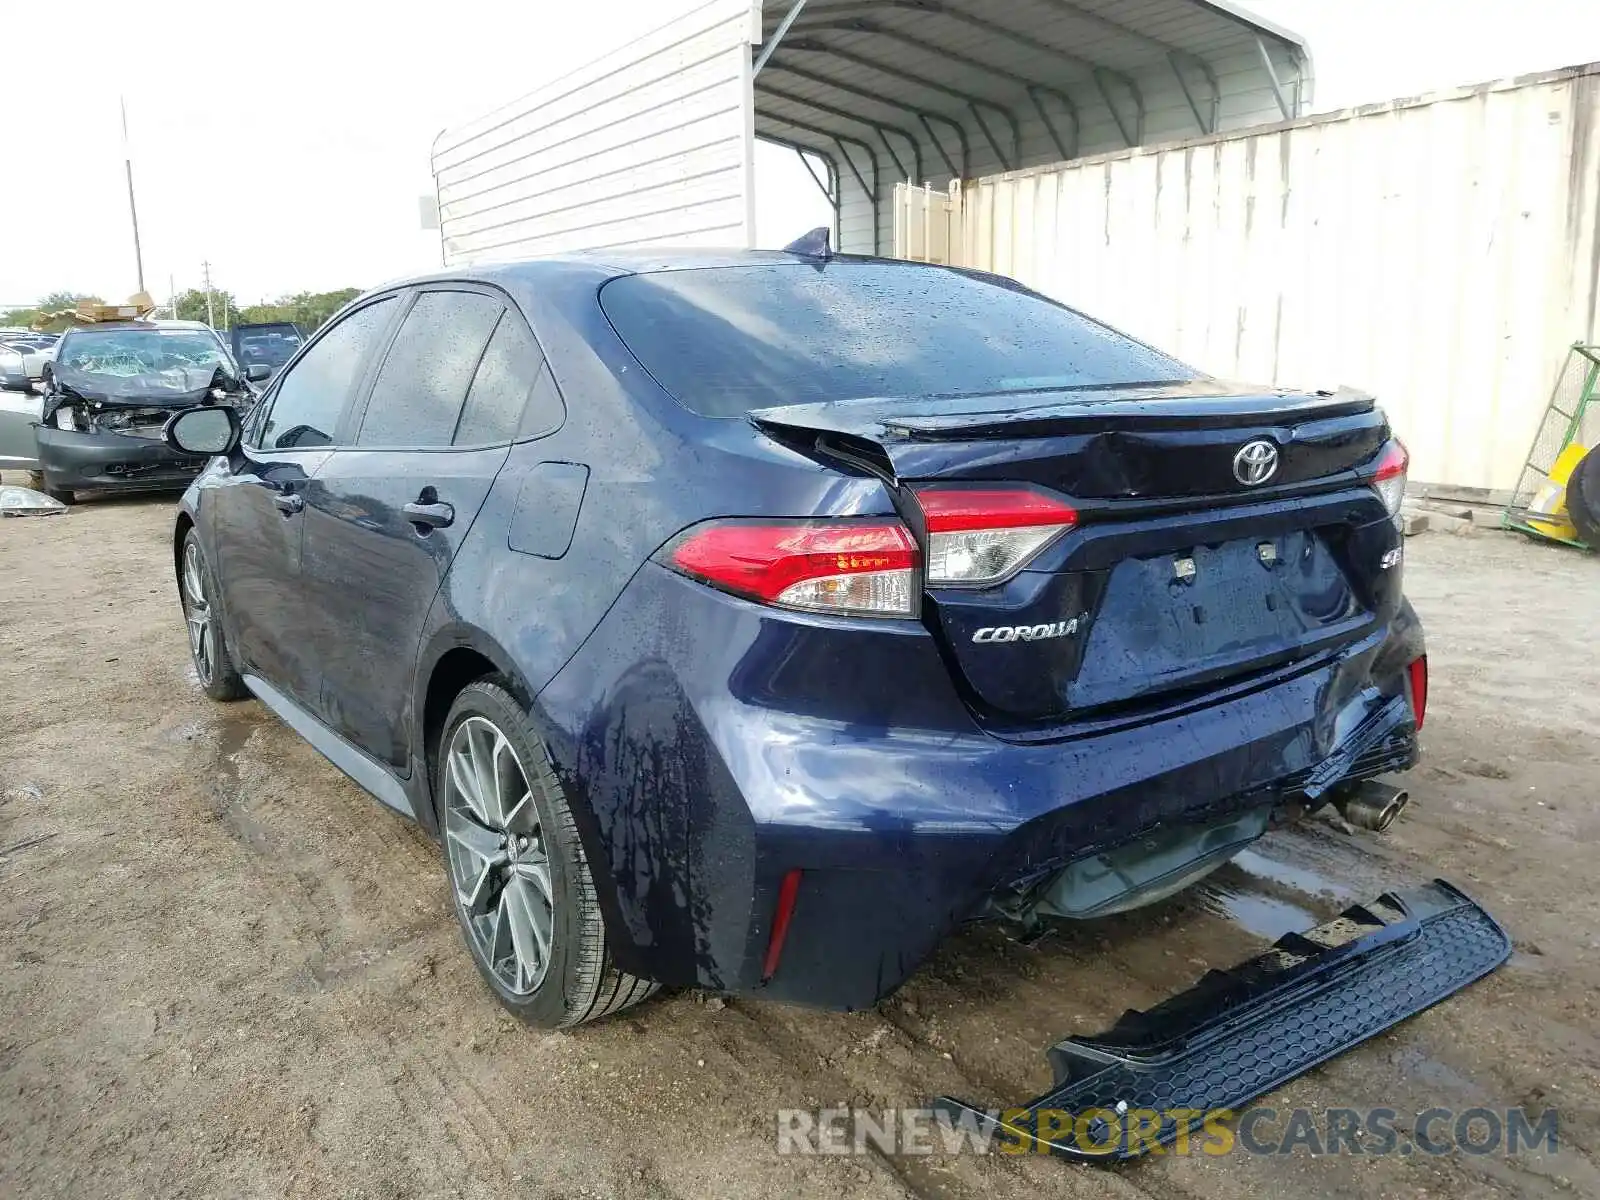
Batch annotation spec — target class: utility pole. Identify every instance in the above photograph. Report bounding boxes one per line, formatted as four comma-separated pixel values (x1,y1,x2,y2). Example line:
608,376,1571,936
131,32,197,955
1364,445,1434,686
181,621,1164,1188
169,274,177,322
201,260,215,328
120,97,145,293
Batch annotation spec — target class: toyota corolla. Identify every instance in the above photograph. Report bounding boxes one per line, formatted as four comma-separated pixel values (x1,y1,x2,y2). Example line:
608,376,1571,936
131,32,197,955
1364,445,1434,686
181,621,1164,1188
164,246,1505,1154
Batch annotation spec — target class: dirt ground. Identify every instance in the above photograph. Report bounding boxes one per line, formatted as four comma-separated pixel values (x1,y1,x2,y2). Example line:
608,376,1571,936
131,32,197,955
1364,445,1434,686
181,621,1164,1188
2,484,1598,1200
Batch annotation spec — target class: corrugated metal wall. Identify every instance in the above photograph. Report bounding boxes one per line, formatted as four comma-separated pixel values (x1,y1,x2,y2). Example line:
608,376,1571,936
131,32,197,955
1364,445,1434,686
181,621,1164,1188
905,65,1600,493
433,0,759,264
834,42,1304,257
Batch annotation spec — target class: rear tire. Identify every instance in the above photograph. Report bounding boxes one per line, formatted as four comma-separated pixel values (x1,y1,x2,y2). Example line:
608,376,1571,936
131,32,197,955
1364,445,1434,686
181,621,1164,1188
181,529,249,701
437,679,657,1028
1566,447,1600,550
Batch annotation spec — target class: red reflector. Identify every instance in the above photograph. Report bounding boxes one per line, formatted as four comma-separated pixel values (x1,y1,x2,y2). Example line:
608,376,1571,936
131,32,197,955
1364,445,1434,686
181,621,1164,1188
915,486,1078,533
762,869,803,981
1375,439,1410,482
668,521,917,605
1408,656,1428,731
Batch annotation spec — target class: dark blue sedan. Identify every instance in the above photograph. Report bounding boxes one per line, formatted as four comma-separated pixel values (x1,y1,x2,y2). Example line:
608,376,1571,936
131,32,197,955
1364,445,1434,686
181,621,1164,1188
164,249,1432,1034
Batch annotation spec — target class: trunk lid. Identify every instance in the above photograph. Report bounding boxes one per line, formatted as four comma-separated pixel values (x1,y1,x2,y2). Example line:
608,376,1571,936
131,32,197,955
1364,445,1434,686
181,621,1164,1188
750,383,1392,728
749,381,1380,496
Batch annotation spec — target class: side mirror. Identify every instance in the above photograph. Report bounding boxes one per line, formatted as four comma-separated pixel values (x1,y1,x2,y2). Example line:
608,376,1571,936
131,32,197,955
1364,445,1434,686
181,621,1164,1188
245,363,272,382
165,404,241,456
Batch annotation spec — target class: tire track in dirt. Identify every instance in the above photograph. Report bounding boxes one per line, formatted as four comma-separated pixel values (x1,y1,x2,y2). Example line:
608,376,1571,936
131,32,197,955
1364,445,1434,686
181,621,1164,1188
720,993,1170,1200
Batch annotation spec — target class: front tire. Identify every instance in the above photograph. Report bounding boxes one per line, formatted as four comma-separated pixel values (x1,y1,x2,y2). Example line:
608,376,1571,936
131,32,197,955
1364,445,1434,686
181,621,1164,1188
437,679,657,1028
181,529,248,701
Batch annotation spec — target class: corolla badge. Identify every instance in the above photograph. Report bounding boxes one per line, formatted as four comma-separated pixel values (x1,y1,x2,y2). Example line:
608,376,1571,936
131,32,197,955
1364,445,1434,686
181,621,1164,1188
972,617,1083,644
1233,439,1280,486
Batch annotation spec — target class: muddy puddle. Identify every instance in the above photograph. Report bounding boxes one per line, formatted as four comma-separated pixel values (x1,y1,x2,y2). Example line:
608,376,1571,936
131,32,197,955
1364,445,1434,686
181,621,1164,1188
1193,825,1415,943
173,708,273,854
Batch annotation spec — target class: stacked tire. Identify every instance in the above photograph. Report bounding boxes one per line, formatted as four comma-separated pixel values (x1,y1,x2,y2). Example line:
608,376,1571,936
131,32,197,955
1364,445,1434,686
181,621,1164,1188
1567,447,1600,550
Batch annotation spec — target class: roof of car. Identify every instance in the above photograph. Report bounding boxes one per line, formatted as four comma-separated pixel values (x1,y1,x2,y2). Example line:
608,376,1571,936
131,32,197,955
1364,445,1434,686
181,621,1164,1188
382,247,915,293
335,250,976,332
552,247,882,273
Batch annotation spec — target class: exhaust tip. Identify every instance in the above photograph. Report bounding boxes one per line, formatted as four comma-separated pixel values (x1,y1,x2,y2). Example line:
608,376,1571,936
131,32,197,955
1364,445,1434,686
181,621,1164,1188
1335,782,1410,833
1371,789,1408,833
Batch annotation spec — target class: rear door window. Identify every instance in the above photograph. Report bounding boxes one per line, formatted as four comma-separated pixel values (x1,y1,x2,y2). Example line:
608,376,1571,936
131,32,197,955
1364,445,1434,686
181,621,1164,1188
356,290,503,447
454,312,552,445
599,262,1196,417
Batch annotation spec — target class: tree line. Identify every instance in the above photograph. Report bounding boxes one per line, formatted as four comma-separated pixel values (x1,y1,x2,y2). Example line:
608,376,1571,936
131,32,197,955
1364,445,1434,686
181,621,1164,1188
2,287,364,334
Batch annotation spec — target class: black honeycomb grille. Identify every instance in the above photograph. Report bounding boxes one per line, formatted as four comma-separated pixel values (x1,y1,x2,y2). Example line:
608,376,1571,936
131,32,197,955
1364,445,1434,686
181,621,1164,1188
935,880,1509,1160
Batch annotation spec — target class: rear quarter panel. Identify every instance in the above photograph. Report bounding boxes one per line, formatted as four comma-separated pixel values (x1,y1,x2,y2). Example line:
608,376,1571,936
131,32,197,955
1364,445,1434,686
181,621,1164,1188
409,264,897,817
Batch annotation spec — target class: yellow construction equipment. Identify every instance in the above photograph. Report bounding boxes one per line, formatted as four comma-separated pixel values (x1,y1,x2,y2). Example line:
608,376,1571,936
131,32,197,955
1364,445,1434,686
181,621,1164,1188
1503,343,1599,550
1522,441,1588,542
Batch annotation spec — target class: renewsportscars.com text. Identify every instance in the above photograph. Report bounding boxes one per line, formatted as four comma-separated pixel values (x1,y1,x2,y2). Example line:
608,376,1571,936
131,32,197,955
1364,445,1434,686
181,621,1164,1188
775,1106,1559,1158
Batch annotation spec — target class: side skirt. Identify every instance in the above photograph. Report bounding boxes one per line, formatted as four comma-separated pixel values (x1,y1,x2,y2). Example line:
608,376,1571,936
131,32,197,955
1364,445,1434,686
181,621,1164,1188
242,673,416,819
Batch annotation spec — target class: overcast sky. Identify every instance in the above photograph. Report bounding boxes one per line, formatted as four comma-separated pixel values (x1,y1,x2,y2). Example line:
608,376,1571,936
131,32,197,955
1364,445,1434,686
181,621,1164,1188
2,0,1598,308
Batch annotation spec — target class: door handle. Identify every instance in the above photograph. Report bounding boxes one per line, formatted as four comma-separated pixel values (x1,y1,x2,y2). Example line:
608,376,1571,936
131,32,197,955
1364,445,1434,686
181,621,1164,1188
403,500,455,531
273,493,304,515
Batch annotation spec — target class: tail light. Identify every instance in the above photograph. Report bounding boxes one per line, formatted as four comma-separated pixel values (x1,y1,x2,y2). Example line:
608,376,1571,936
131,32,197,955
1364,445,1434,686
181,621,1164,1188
662,486,1077,615
663,520,919,617
1407,655,1428,730
1372,440,1409,526
914,486,1078,586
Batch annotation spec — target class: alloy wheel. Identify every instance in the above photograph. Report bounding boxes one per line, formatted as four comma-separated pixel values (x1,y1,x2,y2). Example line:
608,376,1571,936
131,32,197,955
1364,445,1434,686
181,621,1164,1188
442,715,555,995
182,541,215,685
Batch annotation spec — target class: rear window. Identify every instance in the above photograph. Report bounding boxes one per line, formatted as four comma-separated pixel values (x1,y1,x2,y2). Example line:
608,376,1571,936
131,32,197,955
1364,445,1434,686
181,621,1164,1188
599,262,1196,417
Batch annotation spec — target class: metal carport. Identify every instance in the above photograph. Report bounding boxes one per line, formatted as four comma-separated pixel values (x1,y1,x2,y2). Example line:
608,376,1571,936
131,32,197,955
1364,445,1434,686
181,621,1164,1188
430,0,1310,265
750,0,1312,254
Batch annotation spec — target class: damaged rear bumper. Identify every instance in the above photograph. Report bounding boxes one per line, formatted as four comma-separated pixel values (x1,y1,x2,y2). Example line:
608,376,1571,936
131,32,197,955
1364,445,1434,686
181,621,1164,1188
540,559,1427,1009
37,425,211,494
935,879,1510,1161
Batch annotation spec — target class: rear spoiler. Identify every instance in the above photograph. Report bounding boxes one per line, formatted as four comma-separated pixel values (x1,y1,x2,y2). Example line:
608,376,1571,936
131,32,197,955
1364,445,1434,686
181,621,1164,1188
747,386,1381,485
747,386,1375,445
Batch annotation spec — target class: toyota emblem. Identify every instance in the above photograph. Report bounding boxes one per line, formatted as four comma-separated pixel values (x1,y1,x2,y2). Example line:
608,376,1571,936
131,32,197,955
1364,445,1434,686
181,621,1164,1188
1233,440,1280,486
